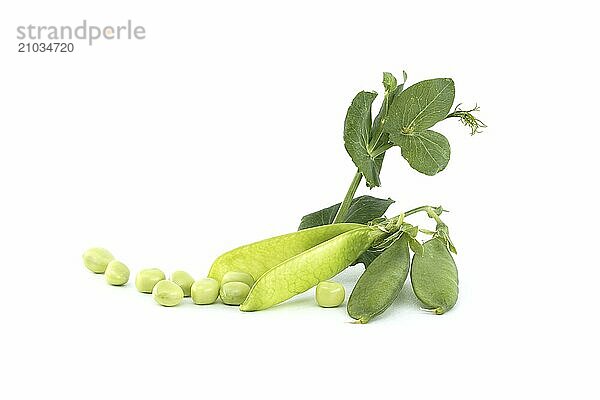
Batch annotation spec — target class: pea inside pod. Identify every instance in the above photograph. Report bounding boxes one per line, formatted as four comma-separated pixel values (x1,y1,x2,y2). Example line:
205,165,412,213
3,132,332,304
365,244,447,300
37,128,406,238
240,226,386,311
222,271,254,288
410,238,459,315
348,234,410,323
208,223,364,285
220,282,250,306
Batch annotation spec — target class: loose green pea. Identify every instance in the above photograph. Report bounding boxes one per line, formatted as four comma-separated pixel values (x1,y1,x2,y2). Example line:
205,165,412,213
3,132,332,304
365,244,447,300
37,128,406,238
82,247,115,273
135,268,166,293
222,271,254,288
241,226,385,311
316,281,345,308
347,235,410,323
220,282,250,306
171,270,194,297
411,238,459,315
105,260,130,286
152,280,184,307
191,278,220,305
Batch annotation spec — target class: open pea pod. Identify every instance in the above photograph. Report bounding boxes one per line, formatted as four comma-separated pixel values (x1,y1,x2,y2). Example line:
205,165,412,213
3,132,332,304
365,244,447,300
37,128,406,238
240,226,387,311
347,234,410,323
410,237,459,314
208,223,365,284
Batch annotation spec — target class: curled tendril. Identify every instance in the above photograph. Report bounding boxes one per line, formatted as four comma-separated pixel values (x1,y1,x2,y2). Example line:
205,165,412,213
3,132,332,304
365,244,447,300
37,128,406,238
446,103,487,135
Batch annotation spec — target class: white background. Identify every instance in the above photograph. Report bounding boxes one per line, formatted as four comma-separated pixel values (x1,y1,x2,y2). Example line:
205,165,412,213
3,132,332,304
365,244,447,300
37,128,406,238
1,1,598,398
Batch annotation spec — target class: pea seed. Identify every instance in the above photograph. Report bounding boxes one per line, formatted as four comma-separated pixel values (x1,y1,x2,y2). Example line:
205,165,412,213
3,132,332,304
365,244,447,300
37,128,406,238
105,260,130,286
316,281,345,308
82,247,115,274
171,270,194,297
152,280,184,307
135,268,166,293
191,278,220,305
222,271,254,288
220,282,250,306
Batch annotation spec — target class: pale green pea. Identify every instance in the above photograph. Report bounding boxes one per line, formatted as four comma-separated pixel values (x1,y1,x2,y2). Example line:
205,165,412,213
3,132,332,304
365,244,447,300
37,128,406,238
222,271,254,288
171,270,194,297
82,247,115,273
220,282,250,306
105,260,130,286
191,278,220,305
316,281,345,308
152,280,184,307
135,268,166,293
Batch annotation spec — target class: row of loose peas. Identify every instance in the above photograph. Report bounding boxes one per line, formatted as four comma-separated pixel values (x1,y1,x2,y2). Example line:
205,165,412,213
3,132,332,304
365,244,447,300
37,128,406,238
82,247,346,308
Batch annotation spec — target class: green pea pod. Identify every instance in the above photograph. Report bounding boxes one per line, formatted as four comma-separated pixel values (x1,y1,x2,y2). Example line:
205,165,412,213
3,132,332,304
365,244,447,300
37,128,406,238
240,226,387,311
208,223,365,284
410,238,459,315
347,234,410,323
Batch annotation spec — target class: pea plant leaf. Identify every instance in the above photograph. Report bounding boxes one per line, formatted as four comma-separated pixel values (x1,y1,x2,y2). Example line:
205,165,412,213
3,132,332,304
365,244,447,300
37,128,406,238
384,78,455,134
343,91,382,187
371,71,407,148
389,129,451,176
298,195,394,230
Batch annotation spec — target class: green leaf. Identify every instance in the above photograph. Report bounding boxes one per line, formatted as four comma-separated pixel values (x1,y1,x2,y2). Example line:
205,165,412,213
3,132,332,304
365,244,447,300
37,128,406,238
384,78,455,134
298,195,394,230
390,129,451,176
343,91,382,187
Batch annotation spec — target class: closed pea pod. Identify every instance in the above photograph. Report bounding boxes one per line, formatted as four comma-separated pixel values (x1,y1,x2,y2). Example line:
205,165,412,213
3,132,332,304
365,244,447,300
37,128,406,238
410,238,458,315
347,234,410,323
208,223,364,284
240,226,386,311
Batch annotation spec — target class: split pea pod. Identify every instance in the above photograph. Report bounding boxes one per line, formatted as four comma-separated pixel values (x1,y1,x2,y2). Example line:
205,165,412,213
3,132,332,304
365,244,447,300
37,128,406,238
410,238,459,315
208,223,364,284
240,226,387,311
347,234,410,323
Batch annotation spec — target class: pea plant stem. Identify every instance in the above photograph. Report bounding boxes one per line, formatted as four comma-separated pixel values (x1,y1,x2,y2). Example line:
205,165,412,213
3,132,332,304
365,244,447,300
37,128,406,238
332,169,362,223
